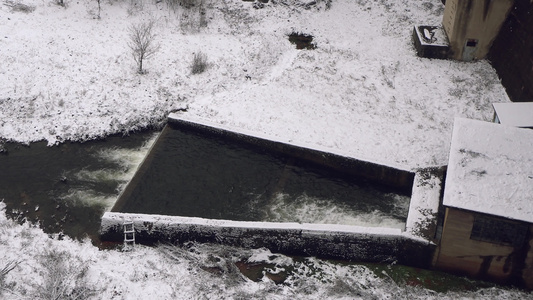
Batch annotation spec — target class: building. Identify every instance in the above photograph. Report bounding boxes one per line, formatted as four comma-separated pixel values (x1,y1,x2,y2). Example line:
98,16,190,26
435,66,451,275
442,0,514,61
492,102,533,129
413,0,515,61
433,118,533,287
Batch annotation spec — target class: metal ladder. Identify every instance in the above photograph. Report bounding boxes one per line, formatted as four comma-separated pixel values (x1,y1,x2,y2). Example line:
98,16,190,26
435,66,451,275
123,220,135,250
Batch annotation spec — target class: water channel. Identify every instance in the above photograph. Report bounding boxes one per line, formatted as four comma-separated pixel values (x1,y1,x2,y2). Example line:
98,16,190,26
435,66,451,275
1,123,410,242
114,122,410,228
0,128,527,294
0,130,158,242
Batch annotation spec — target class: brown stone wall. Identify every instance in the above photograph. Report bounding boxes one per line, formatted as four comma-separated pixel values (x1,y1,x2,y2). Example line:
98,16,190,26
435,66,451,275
434,208,533,287
489,0,533,102
523,231,533,289
435,208,512,280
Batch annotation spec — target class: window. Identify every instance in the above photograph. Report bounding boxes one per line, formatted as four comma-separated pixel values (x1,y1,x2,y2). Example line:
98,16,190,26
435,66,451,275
466,39,478,47
470,214,528,247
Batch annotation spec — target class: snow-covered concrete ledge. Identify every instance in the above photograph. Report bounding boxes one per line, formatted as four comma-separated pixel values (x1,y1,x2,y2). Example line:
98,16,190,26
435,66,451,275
100,212,436,268
412,25,450,59
405,167,444,243
169,113,415,193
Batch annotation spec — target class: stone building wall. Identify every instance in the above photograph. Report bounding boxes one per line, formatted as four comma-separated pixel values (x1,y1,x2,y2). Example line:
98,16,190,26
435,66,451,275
433,207,533,287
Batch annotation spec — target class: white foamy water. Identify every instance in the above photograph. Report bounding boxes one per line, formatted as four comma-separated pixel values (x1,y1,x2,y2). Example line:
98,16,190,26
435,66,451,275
261,193,408,229
95,134,158,186
61,133,158,210
74,168,127,184
388,193,411,218
60,189,117,211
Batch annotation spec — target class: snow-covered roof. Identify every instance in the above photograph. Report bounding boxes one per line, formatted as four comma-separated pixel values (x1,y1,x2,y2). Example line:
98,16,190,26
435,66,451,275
443,118,533,223
492,102,533,128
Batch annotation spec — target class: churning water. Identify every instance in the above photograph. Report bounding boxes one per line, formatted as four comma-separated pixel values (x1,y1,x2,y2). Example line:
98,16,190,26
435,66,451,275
261,192,408,228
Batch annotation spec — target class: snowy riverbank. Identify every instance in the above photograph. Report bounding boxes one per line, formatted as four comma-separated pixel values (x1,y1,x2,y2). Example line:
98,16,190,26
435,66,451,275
1,202,531,299
1,0,508,170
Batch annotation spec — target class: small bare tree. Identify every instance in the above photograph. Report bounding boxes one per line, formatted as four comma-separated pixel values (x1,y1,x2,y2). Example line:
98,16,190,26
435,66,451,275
0,260,19,296
96,0,101,19
128,20,160,74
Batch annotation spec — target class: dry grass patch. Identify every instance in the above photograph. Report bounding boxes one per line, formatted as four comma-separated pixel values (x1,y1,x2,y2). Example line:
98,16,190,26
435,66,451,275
191,51,208,74
4,0,35,13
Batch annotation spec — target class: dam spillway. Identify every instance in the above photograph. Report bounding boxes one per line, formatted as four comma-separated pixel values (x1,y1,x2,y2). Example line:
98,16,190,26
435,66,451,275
101,114,440,266
111,114,413,226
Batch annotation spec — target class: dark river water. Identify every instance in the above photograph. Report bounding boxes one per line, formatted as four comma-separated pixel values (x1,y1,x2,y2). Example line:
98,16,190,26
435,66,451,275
0,130,158,242
0,123,410,243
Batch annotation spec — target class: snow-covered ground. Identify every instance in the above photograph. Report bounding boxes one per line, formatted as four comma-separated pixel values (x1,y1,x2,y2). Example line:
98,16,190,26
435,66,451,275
1,0,508,169
1,0,525,298
1,202,531,299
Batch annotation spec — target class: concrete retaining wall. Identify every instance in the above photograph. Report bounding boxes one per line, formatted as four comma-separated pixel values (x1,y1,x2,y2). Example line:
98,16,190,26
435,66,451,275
405,167,445,244
168,114,415,195
101,212,436,268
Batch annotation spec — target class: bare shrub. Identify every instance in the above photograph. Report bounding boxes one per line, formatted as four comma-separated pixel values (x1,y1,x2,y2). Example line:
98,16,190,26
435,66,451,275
86,0,102,19
165,0,203,13
34,249,95,299
380,61,400,89
95,0,101,19
128,20,160,74
127,0,144,15
180,0,198,9
0,260,19,296
270,0,331,10
4,0,35,13
54,0,67,8
165,0,179,13
198,4,207,28
169,0,208,33
191,51,208,74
